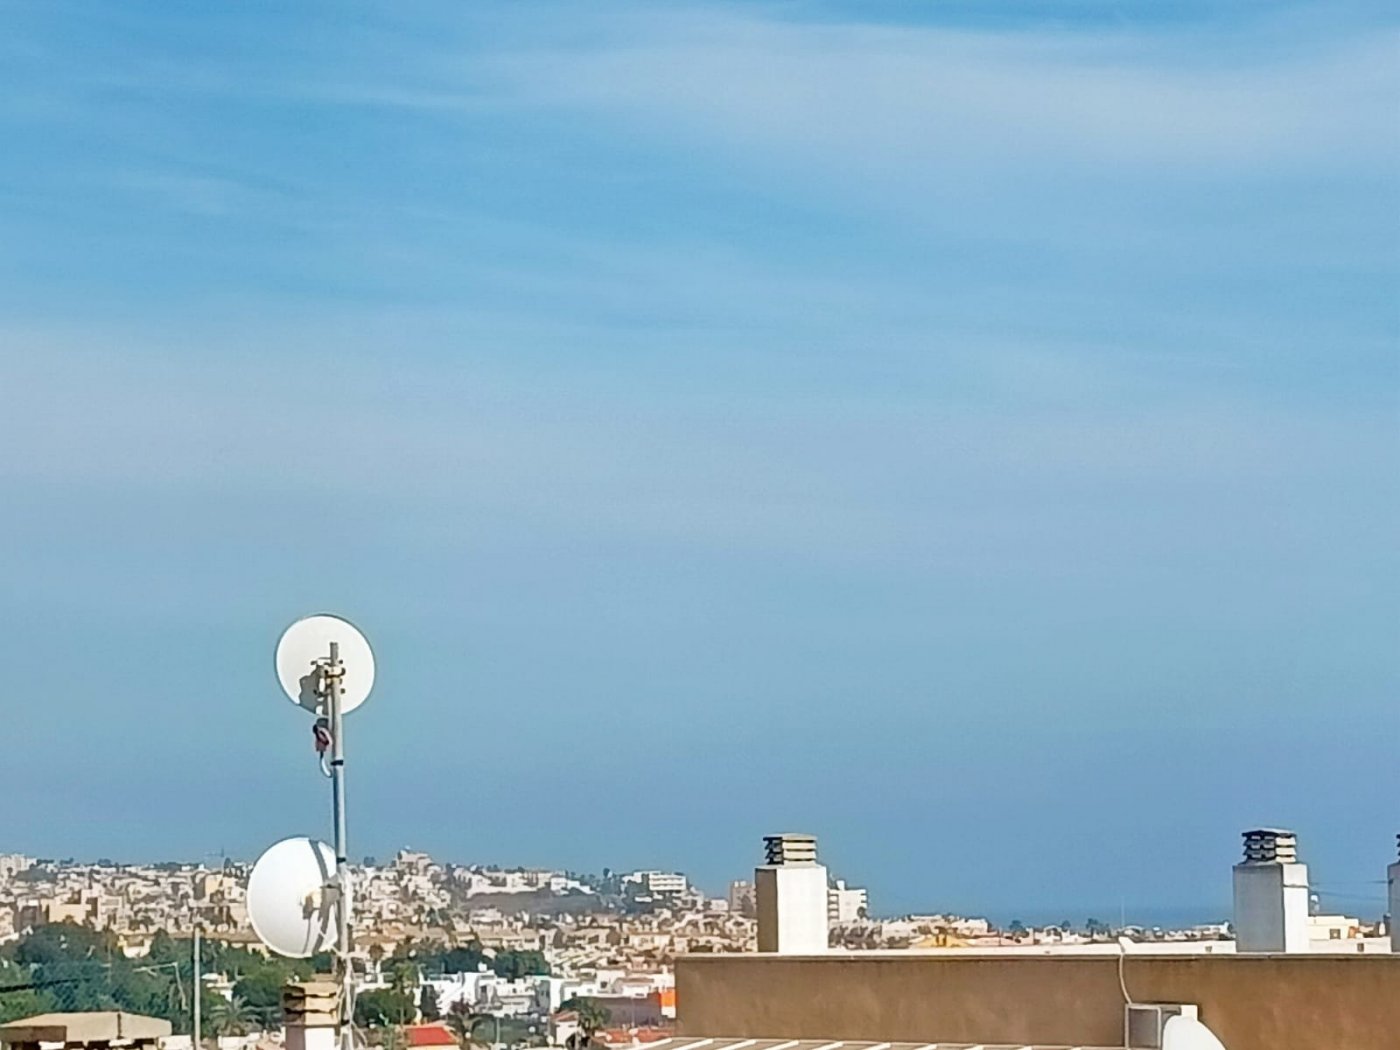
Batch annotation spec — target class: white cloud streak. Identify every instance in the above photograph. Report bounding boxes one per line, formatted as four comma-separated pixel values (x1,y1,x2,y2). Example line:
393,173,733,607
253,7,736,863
452,8,1399,175
1,325,1391,576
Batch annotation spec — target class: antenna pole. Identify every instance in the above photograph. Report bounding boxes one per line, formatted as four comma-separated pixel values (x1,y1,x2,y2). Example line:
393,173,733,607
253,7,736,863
326,641,353,1050
192,924,201,1049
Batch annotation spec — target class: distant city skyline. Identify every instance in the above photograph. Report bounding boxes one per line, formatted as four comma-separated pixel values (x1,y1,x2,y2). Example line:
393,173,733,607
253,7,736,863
1,0,1396,920
0,844,1251,932
2,837,1382,931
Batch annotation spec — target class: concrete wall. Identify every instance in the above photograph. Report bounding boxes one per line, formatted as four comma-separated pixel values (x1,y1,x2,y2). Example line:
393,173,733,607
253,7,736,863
677,952,1400,1050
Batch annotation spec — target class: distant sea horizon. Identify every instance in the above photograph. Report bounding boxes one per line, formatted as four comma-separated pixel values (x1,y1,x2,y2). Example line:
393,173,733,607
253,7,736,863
880,904,1235,931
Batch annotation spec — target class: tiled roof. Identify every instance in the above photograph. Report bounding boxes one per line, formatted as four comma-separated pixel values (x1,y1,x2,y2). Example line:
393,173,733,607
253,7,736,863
403,1024,457,1047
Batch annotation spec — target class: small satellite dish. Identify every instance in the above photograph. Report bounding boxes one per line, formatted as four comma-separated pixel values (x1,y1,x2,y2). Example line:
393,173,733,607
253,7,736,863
1163,1016,1228,1050
275,614,375,715
247,836,338,958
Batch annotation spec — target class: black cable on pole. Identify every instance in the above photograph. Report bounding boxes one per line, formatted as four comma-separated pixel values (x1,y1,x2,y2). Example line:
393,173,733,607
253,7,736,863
0,976,85,993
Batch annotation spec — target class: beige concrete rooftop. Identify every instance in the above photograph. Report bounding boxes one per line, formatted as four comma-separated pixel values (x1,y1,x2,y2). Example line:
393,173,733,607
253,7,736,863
0,1012,172,1047
643,1039,1116,1050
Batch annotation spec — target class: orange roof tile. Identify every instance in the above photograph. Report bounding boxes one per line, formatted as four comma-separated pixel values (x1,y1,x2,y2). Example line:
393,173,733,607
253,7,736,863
404,1024,456,1048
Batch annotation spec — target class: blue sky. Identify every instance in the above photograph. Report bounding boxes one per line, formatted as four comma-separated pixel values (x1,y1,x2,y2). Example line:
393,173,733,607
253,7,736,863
0,0,1396,921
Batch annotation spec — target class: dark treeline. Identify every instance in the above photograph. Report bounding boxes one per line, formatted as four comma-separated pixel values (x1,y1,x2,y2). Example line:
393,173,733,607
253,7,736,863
0,923,331,1031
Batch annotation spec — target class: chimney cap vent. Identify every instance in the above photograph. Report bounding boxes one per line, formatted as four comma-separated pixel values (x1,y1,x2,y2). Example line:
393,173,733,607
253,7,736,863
763,833,818,866
1241,828,1298,864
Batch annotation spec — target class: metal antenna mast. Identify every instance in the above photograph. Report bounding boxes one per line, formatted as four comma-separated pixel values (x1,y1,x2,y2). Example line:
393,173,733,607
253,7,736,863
254,614,377,1050
320,640,354,1050
192,925,201,1049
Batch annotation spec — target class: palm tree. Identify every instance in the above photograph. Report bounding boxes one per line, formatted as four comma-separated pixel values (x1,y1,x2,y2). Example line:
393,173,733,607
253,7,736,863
560,999,610,1046
445,1002,489,1048
207,995,254,1036
367,943,386,981
580,1000,610,1038
418,985,441,1022
445,1002,470,1044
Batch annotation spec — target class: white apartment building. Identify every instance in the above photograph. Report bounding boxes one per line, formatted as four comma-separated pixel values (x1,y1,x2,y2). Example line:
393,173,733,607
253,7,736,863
828,879,868,923
625,870,688,896
0,856,34,879
419,973,551,1018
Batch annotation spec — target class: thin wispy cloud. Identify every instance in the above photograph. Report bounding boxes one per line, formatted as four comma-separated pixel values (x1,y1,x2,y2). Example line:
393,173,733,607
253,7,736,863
474,11,1397,171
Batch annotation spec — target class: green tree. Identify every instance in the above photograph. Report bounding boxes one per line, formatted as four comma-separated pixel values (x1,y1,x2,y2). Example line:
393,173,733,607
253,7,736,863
108,964,174,1020
15,923,109,967
388,961,419,996
560,998,610,1042
0,990,53,1025
0,926,197,1029
418,985,441,1022
490,951,548,980
0,956,55,1027
146,931,180,966
445,1001,471,1044
355,989,416,1028
444,1002,492,1048
232,968,286,1026
208,995,254,1036
431,945,487,976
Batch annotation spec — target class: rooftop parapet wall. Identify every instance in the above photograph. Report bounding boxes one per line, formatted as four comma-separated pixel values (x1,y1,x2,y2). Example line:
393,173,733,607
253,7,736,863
676,951,1400,1050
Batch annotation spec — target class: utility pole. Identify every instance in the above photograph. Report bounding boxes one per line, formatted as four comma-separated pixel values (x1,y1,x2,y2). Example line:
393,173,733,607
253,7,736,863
192,924,202,1049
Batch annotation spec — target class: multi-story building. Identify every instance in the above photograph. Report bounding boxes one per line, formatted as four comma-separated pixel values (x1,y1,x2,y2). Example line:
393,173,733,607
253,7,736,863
0,855,33,880
827,879,867,924
727,880,755,917
625,871,688,896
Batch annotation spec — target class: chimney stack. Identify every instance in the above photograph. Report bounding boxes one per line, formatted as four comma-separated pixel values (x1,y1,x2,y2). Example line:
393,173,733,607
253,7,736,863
755,833,829,954
1232,828,1309,953
1388,835,1400,953
282,980,339,1050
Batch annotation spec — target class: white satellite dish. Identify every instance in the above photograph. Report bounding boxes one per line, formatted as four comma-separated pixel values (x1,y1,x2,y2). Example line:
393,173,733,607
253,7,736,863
1163,1016,1228,1050
275,614,375,715
247,836,338,958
